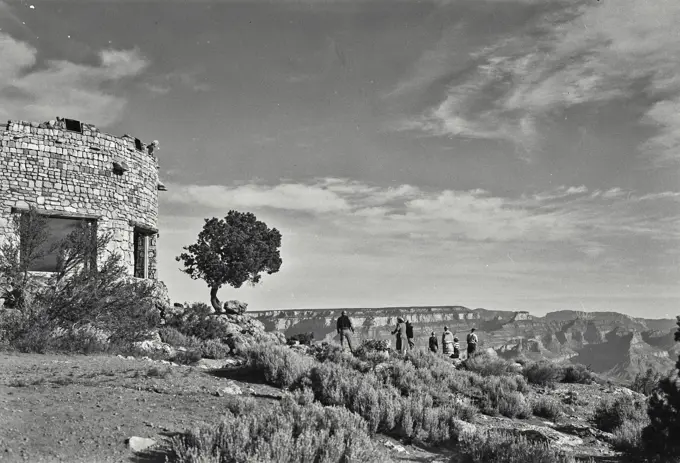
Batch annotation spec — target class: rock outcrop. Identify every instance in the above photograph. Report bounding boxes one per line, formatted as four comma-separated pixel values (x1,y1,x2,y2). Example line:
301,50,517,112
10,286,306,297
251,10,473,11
163,302,286,355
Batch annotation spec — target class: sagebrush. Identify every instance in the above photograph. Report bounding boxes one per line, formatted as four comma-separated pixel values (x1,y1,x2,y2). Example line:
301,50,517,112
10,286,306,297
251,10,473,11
168,395,389,463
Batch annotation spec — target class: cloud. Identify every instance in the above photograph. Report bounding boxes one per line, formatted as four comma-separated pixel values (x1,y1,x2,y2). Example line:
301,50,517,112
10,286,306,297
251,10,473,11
0,32,147,126
164,179,680,250
165,182,351,214
143,69,211,95
393,0,680,163
160,178,680,314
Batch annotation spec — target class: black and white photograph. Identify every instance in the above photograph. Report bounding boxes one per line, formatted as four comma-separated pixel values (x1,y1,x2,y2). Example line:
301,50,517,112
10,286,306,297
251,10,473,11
0,0,679,461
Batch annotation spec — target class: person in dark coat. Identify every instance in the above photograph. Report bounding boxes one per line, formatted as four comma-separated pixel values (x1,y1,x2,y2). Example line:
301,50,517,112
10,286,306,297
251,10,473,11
391,317,407,354
466,328,478,358
428,331,438,353
406,321,415,350
336,310,355,353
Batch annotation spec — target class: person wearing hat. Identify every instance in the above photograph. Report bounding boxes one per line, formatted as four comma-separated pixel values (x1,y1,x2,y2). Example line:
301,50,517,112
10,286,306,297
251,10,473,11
391,317,407,354
336,310,355,353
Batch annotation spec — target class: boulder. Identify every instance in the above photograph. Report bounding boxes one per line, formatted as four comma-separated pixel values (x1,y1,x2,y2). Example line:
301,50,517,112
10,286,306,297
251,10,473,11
212,316,245,336
147,280,171,312
195,358,243,370
134,339,175,356
215,381,242,396
127,436,156,452
223,300,247,315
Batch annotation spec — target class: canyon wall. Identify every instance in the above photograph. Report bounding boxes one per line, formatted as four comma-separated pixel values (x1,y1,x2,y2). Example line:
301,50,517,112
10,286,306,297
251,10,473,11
254,306,678,379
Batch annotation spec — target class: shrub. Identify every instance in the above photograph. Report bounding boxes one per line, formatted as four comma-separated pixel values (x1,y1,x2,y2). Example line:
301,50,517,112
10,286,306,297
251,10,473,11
497,391,532,419
168,397,389,463
198,339,230,359
593,396,647,433
4,246,160,352
524,361,562,387
477,376,530,417
532,396,564,421
611,419,646,454
458,430,577,463
632,368,664,396
172,349,203,365
32,256,159,346
638,316,680,462
243,342,481,447
641,375,680,460
287,332,314,345
561,364,596,384
164,302,232,341
159,327,199,348
244,343,315,388
291,387,316,406
464,352,517,377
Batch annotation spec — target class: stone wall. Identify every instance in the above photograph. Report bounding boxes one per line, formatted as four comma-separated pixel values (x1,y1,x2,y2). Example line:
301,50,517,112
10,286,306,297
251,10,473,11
0,118,162,278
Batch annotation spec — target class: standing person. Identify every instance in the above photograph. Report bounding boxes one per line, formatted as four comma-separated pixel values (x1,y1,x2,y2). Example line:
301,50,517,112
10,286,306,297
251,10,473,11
466,328,478,358
428,331,438,353
452,337,460,359
442,326,454,355
406,320,415,350
336,310,355,354
391,317,407,354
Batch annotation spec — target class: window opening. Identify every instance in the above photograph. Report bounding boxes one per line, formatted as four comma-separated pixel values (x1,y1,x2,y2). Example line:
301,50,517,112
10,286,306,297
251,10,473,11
64,119,83,133
133,228,151,278
21,215,96,272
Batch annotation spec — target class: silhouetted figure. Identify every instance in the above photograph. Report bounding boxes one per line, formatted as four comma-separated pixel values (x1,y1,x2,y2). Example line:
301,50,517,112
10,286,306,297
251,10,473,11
429,331,438,353
392,317,407,354
336,310,355,353
406,320,415,350
466,328,478,357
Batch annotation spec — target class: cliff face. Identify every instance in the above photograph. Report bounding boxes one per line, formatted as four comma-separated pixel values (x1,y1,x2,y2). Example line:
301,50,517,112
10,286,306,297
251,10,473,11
253,306,678,379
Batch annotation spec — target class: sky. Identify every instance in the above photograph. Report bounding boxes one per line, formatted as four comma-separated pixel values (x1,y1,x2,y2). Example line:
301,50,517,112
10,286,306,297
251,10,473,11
1,0,679,318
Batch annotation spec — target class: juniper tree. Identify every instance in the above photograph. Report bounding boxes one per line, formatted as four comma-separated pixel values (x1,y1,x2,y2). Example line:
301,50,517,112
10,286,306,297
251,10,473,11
176,211,282,314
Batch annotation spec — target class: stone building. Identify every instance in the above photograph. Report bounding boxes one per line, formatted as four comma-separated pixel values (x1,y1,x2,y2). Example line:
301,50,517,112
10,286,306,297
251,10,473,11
0,118,165,279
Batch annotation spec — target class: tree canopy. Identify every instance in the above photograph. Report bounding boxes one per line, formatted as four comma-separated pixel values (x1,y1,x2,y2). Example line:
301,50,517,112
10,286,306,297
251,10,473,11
176,210,282,313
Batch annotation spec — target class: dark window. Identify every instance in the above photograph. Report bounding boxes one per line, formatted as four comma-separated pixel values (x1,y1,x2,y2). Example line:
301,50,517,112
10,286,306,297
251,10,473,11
133,228,150,278
64,119,83,133
23,216,96,272
134,138,143,151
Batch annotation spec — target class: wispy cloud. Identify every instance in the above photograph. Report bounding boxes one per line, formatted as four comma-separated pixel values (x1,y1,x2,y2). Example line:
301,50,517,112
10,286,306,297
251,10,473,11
393,0,680,163
165,182,351,214
164,179,680,250
143,68,211,95
0,32,147,126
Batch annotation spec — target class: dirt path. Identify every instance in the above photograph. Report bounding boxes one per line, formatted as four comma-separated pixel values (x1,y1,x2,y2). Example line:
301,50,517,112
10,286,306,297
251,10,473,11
0,353,448,463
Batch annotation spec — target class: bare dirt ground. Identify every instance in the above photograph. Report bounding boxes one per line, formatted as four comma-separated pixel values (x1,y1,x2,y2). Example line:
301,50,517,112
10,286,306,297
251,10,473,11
0,352,449,463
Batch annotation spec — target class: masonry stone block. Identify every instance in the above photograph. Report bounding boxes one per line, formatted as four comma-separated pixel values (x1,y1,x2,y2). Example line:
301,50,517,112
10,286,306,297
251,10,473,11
0,118,162,280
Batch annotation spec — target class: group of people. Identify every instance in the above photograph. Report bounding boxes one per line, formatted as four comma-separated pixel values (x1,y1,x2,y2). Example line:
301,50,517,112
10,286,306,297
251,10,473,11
335,310,479,359
430,326,478,359
391,317,415,353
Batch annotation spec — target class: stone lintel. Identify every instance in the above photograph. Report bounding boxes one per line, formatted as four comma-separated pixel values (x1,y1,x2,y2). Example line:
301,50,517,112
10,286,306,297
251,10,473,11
10,206,102,220
129,220,158,234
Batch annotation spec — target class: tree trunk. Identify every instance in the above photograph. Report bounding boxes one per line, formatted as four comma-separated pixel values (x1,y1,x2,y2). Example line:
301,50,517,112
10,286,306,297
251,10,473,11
210,286,222,314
